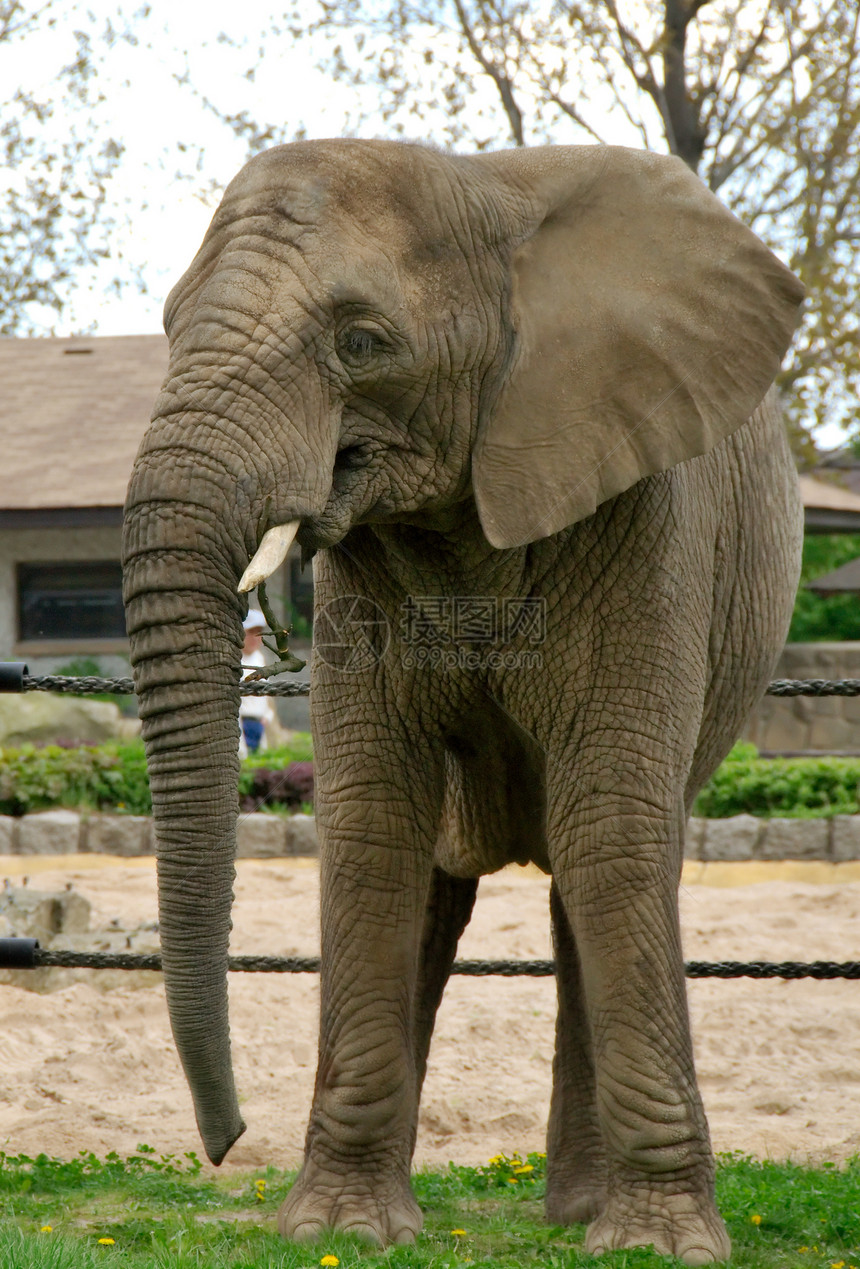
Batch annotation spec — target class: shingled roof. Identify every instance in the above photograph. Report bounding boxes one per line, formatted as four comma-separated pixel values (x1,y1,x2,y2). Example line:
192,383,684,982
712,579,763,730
2,334,858,535
798,476,860,533
0,334,167,524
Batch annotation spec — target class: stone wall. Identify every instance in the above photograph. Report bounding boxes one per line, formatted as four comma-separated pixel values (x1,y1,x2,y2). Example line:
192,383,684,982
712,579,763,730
0,811,318,858
744,641,860,755
687,815,860,862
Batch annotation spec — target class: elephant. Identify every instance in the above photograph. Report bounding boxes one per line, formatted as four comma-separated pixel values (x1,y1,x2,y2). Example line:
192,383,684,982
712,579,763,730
122,137,804,1264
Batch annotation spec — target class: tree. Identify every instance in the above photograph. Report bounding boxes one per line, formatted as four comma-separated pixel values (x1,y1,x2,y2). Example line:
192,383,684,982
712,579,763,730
228,0,860,461
0,1,145,336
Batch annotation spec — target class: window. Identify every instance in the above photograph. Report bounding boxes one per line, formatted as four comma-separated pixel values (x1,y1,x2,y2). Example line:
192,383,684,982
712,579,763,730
17,562,126,641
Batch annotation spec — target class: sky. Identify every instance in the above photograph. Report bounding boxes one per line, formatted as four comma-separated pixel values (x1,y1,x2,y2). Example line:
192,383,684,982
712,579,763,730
6,1,845,448
6,0,603,338
7,0,387,335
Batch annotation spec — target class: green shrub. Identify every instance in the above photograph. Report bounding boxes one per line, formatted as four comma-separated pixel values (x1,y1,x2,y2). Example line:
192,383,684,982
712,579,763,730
693,741,860,818
0,742,151,816
1,735,858,820
0,735,314,817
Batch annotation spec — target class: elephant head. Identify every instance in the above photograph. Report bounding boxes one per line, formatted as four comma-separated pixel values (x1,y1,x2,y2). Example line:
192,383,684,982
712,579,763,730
122,139,802,1166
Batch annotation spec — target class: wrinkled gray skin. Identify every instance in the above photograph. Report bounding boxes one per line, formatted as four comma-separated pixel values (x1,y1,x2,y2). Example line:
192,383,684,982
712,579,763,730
123,139,804,1264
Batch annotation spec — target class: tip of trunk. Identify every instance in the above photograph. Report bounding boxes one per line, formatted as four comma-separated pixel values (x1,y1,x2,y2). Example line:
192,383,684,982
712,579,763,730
200,1109,247,1166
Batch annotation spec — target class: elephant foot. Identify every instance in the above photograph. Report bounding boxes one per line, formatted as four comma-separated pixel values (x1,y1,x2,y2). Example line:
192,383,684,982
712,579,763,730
278,1164,423,1247
585,1190,730,1265
545,1144,608,1225
545,1183,606,1225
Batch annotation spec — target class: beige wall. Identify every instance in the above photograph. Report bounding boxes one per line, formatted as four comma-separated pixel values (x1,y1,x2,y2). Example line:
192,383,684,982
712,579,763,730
0,526,128,674
0,526,298,680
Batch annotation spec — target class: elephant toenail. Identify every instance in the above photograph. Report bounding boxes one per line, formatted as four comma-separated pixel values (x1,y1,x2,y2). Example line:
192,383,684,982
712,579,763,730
683,1248,718,1266
290,1221,325,1242
341,1222,383,1244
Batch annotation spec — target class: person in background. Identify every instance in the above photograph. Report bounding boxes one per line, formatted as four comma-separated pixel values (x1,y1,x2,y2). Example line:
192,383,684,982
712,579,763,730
239,608,275,757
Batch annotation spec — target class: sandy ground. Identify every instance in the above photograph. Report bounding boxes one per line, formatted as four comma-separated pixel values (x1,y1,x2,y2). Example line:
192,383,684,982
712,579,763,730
2,854,860,1175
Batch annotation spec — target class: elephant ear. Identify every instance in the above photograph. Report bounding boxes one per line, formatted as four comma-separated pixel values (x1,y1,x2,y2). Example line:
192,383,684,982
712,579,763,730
471,145,804,549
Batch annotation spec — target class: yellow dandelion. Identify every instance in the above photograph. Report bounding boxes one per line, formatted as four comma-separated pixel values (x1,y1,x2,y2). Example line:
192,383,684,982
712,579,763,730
97,1237,115,1245
320,1257,339,1267
507,1176,518,1184
40,1225,52,1232
799,1247,809,1253
832,1261,846,1268
513,1164,534,1174
750,1214,762,1226
487,1155,503,1164
451,1229,467,1236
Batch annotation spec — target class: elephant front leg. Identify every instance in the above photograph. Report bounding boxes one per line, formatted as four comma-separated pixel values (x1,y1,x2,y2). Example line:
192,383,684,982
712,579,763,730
550,803,730,1266
279,793,437,1247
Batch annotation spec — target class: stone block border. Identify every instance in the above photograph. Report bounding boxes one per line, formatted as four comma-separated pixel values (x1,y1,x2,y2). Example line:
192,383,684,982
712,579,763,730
0,812,319,858
0,812,859,861
685,815,860,862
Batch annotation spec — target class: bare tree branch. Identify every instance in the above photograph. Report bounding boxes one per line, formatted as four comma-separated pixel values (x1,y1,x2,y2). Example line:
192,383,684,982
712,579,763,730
452,0,525,143
245,0,860,444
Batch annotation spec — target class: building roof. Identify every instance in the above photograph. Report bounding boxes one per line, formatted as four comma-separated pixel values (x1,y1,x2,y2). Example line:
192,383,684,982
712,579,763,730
798,476,860,533
2,335,859,533
0,334,166,522
798,476,860,512
807,555,860,595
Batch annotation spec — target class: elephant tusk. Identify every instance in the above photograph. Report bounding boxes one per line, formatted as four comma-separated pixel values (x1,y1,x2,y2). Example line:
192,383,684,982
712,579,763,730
238,521,301,593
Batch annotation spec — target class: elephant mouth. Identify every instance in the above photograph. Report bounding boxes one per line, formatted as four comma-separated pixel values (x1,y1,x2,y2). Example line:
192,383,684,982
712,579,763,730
272,437,429,560
296,516,349,554
293,442,384,552
332,442,374,477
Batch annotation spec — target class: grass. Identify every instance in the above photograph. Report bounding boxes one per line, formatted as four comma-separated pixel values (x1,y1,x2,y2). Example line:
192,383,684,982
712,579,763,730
0,1147,858,1268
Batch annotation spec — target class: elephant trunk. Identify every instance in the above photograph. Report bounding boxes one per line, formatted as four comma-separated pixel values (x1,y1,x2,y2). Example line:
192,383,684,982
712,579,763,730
122,414,322,1165
123,482,247,1163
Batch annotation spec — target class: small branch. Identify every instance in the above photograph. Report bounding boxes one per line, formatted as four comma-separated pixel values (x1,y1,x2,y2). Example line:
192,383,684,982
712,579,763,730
452,0,525,144
245,580,306,679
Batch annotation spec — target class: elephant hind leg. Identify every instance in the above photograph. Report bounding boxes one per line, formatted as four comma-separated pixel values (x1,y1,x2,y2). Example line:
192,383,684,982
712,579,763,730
411,868,478,1138
546,880,608,1225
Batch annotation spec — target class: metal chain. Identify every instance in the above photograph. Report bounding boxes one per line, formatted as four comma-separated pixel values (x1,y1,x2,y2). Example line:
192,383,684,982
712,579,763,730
767,679,860,697
18,948,860,978
22,675,311,697
19,675,860,699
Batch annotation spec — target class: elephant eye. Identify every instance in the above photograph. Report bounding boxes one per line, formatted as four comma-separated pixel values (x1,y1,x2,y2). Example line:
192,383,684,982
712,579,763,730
337,324,389,368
